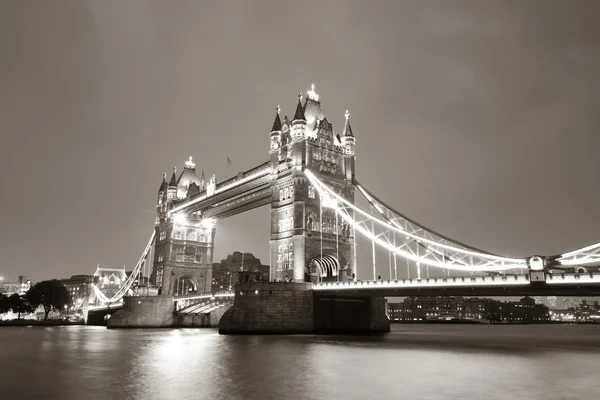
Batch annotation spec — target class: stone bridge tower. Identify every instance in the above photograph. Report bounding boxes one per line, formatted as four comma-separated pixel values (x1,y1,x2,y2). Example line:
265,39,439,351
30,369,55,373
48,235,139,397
152,158,215,295
269,85,356,283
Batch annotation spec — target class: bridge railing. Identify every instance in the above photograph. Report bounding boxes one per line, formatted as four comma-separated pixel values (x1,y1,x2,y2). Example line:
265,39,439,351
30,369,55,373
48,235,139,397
546,273,600,284
313,274,531,291
173,290,235,301
313,272,600,291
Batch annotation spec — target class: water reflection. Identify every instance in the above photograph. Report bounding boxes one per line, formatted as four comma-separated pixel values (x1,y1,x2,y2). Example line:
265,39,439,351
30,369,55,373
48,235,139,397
0,325,599,400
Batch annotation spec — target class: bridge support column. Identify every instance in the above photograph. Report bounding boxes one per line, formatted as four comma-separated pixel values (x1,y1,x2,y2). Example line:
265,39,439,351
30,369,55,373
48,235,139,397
107,296,176,328
218,282,390,334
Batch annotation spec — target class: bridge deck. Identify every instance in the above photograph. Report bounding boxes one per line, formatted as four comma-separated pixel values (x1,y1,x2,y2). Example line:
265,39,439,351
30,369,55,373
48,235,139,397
313,273,600,297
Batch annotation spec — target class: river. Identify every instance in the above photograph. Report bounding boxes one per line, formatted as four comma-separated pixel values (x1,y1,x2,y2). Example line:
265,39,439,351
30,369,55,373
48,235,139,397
0,324,599,400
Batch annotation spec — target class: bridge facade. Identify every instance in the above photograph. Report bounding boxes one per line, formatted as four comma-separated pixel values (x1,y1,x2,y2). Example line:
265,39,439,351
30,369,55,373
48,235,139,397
150,85,357,297
92,84,599,331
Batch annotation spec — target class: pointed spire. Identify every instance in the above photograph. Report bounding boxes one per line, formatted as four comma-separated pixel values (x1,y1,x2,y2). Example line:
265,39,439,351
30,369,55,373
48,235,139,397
169,167,177,187
201,169,205,182
342,109,354,137
271,105,282,132
158,172,167,192
293,92,305,121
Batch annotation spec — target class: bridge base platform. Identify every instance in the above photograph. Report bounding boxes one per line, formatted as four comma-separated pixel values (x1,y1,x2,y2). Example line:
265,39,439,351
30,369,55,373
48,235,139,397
218,282,390,335
107,295,232,329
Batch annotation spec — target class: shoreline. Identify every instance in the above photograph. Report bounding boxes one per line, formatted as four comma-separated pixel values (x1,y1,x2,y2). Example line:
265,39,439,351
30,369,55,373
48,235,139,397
0,320,85,327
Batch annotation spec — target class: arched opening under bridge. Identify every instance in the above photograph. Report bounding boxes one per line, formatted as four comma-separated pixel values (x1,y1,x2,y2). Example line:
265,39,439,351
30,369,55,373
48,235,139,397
173,276,200,296
308,254,342,283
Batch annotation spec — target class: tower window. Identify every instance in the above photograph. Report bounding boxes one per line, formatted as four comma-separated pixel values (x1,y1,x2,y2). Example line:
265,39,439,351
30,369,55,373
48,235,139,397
159,231,166,241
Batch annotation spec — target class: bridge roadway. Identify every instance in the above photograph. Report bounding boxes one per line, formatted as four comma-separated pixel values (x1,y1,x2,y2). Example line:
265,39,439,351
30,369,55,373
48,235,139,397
170,161,287,219
312,273,600,297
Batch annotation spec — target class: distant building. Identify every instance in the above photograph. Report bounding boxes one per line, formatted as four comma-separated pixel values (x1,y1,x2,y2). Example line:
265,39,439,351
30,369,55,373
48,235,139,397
494,296,550,323
0,276,31,296
212,252,269,292
388,296,550,323
59,275,93,311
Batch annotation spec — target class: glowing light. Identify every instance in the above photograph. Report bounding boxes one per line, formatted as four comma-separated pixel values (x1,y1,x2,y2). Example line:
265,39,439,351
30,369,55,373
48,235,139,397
173,213,187,226
306,169,526,266
557,242,600,265
529,256,544,271
307,83,319,101
546,273,600,284
200,218,215,229
254,289,259,295
313,275,530,291
559,242,600,258
320,193,337,209
185,156,195,169
304,169,527,272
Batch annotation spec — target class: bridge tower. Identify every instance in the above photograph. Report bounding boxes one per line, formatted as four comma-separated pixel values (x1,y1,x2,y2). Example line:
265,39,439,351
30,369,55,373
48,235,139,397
152,158,215,295
269,85,356,283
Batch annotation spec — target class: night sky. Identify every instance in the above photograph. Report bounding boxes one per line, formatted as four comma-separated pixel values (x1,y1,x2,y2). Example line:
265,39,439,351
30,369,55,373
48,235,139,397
1,1,599,282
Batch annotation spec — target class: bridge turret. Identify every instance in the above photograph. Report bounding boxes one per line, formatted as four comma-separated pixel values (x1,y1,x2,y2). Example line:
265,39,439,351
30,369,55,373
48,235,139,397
341,110,356,181
176,156,201,199
290,92,308,168
157,172,167,198
270,105,283,174
291,93,306,141
156,172,168,220
167,167,177,201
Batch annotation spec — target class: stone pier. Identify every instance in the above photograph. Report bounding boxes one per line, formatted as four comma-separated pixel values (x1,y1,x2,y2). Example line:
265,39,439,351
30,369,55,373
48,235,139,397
107,295,232,329
219,282,390,334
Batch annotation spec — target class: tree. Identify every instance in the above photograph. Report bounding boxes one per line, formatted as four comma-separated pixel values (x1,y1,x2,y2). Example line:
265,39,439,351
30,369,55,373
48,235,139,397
26,280,71,320
0,293,10,314
8,294,35,319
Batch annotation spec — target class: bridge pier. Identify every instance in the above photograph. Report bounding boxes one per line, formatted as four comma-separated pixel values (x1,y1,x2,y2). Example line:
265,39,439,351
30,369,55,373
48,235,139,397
107,296,176,328
218,282,390,334
106,295,233,328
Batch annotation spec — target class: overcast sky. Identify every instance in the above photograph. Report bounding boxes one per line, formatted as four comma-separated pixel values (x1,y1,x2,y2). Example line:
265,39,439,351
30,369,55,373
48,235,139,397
1,0,599,282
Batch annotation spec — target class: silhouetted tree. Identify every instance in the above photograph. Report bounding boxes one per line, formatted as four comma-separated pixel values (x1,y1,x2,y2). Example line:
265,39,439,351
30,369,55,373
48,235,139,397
26,280,71,320
0,293,10,314
8,294,35,319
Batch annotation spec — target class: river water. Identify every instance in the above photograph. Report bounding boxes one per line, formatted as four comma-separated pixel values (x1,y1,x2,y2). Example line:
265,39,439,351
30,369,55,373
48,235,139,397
0,324,599,400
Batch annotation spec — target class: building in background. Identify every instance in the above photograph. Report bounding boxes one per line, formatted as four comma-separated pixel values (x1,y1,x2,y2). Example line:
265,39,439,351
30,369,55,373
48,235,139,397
212,252,269,291
59,275,93,311
388,296,550,323
0,276,31,296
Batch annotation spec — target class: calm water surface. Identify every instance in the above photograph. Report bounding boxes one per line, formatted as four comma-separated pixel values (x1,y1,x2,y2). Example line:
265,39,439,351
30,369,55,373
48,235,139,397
1,324,599,400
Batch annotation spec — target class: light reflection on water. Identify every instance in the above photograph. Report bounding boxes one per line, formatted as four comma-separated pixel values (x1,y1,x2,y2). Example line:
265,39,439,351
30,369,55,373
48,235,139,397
1,325,599,400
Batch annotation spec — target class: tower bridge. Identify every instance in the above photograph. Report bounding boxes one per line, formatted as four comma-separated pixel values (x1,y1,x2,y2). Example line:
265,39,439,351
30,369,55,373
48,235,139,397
89,84,600,332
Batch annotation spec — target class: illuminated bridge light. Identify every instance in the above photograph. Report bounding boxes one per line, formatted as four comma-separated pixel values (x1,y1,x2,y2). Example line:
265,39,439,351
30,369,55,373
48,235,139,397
546,274,600,285
312,275,531,291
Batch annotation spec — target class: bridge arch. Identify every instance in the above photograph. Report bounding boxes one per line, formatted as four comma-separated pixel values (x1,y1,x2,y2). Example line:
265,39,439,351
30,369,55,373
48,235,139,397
172,275,202,296
307,250,349,283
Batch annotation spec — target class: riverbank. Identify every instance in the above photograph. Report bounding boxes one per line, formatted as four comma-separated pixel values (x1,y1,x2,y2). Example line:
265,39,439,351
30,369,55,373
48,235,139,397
0,319,84,327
